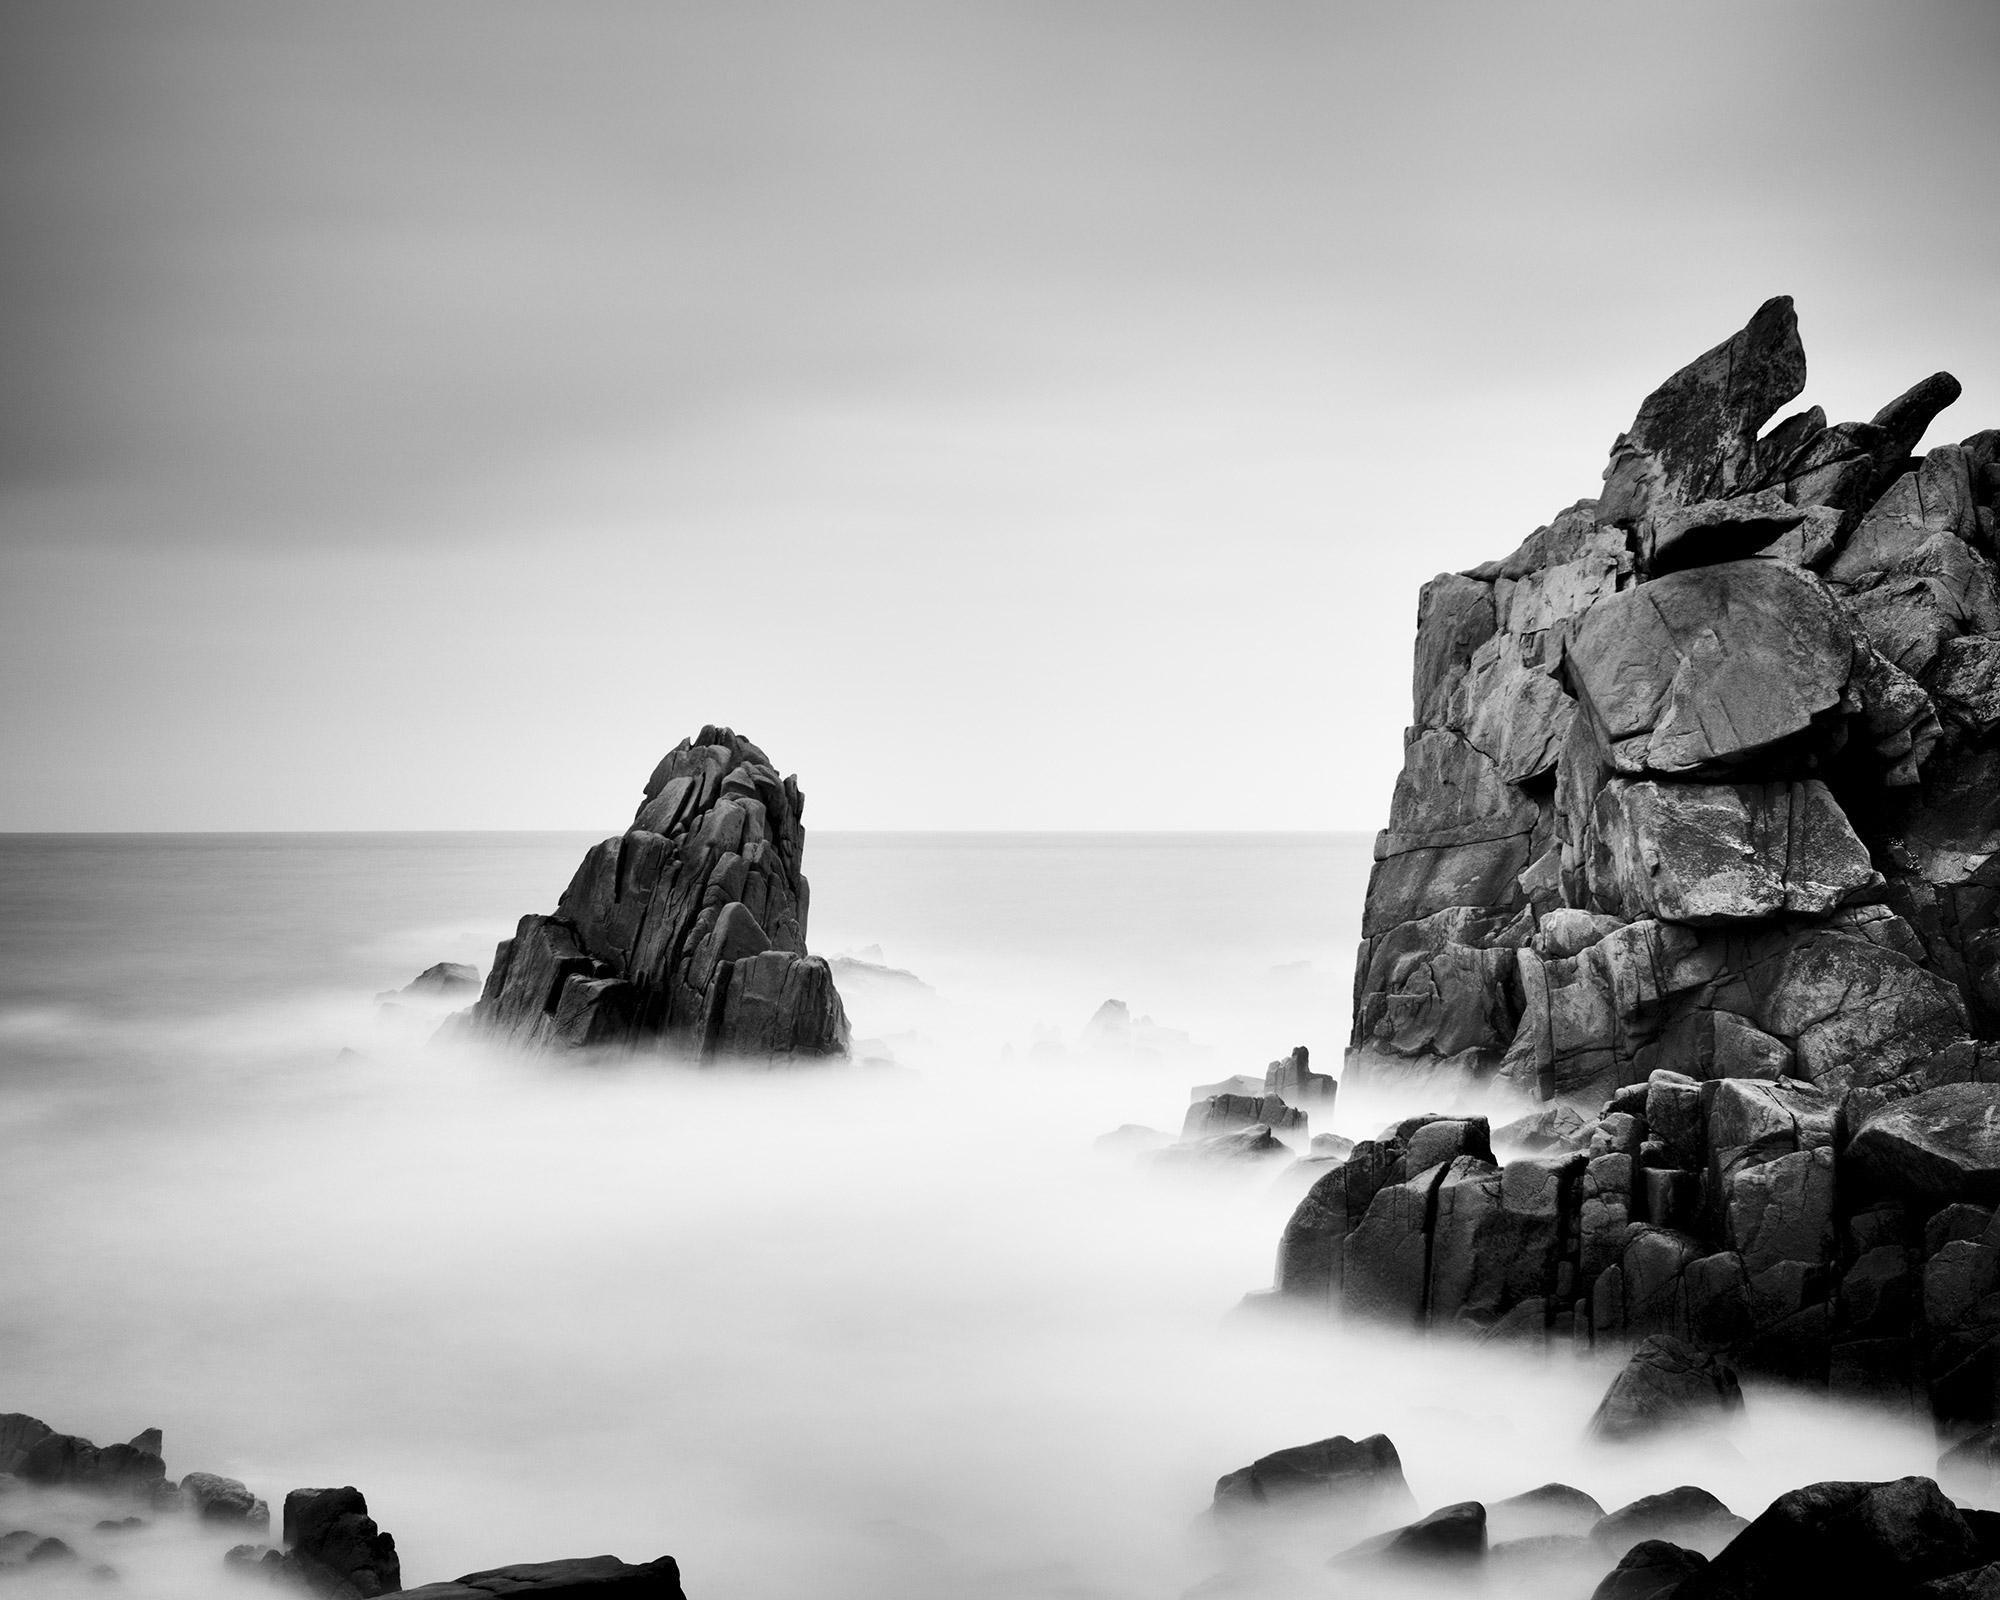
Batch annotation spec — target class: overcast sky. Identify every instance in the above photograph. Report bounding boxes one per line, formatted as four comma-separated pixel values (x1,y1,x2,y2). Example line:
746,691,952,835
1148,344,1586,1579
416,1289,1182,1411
3,1,1998,830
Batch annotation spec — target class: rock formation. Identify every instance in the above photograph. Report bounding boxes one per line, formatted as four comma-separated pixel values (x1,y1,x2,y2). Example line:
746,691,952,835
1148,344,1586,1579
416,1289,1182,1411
464,727,848,1062
1280,300,2000,1429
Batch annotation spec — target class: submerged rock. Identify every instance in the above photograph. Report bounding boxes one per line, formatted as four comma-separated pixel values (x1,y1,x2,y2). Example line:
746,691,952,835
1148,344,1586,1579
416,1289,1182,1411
463,727,848,1063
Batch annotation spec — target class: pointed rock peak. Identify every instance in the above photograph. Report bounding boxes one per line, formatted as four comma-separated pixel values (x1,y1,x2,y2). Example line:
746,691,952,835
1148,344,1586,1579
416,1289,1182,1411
1599,295,1808,528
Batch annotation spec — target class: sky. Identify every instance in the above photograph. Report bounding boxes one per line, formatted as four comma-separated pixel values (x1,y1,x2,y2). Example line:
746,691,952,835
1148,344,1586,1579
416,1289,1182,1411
3,1,1998,831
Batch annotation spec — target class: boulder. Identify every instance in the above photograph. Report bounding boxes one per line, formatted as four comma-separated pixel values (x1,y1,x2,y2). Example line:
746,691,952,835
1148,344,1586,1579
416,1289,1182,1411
284,1486,400,1598
1593,1487,1746,1558
393,1556,685,1599
1566,561,1857,778
1334,1500,1487,1568
1584,779,1875,924
181,1471,268,1530
465,727,848,1063
1587,1335,1744,1441
1591,1539,1710,1600
1850,1085,2000,1205
1487,1482,1605,1542
1672,1476,1981,1599
1211,1433,1414,1525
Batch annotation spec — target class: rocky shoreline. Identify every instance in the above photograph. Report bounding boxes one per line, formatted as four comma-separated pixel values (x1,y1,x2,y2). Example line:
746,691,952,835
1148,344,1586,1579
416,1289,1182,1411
0,1411,683,1597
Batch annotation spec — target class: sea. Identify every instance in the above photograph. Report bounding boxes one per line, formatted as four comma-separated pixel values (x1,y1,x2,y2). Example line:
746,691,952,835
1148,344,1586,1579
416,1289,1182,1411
0,832,1945,1598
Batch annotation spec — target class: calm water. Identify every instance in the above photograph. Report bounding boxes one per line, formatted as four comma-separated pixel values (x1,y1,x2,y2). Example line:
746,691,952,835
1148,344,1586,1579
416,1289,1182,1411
0,832,1940,1599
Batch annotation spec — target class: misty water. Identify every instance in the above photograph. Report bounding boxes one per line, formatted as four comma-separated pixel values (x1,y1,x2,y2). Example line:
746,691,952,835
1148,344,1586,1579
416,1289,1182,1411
0,833,1948,1598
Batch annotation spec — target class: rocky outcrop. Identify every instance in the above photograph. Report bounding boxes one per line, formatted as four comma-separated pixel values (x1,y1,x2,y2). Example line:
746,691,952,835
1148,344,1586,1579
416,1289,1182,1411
1352,297,1993,1100
0,1413,164,1498
463,727,848,1062
284,1486,400,1597
1290,301,2000,1426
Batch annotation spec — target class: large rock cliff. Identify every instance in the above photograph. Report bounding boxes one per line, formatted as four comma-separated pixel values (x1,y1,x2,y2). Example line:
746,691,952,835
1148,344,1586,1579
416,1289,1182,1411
465,726,849,1062
1281,300,2000,1426
1353,295,1994,1104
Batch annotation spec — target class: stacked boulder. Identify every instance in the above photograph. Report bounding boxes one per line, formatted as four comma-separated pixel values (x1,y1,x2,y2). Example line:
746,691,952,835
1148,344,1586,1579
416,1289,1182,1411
464,727,848,1062
1291,300,2000,1426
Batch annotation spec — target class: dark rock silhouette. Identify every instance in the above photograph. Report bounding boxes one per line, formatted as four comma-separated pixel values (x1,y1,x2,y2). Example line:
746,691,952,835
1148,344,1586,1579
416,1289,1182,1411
464,727,847,1062
284,1485,400,1597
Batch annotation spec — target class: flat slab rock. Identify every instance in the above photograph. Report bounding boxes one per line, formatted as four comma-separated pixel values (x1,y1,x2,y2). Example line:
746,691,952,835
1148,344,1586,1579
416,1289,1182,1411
396,1556,685,1599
